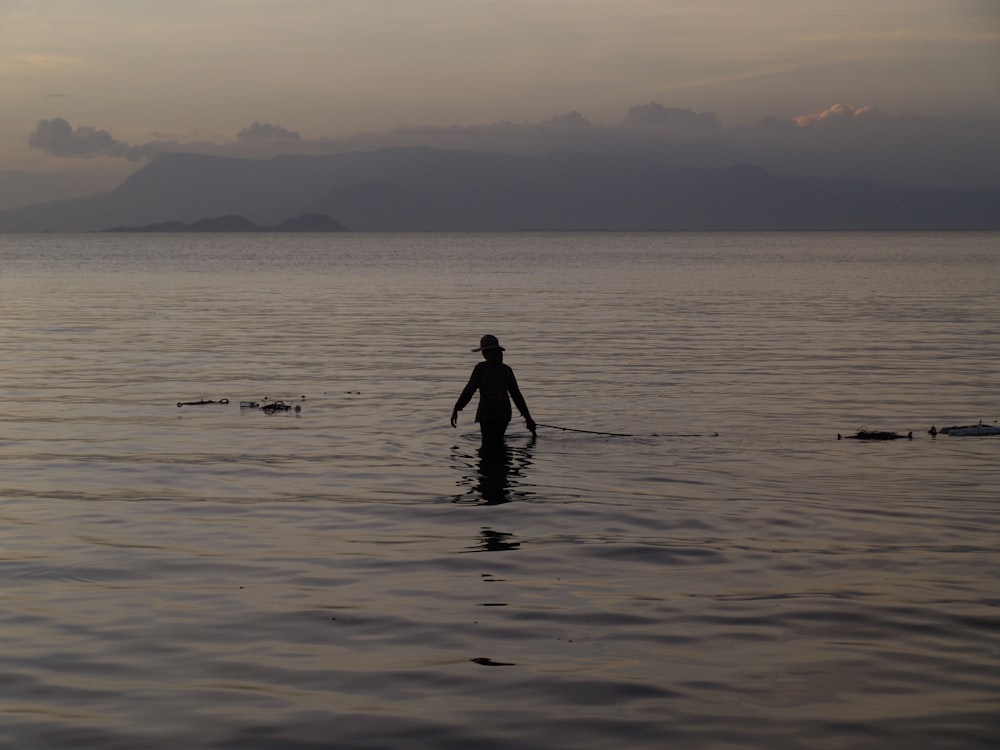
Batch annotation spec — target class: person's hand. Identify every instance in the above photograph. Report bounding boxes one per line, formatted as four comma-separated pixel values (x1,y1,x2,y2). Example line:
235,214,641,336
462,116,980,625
450,410,458,428
526,417,537,435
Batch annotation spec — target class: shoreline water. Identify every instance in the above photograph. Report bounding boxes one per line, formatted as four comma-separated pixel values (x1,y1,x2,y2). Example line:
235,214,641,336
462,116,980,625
1,231,997,749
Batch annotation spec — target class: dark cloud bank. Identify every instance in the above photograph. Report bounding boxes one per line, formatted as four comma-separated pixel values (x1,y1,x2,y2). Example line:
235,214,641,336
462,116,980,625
6,103,998,232
27,117,178,162
26,103,1000,189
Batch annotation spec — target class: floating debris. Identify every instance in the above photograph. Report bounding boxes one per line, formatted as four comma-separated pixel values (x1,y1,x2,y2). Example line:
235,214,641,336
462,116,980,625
470,657,515,667
929,422,1000,437
261,400,302,414
177,398,229,407
239,395,306,413
838,430,913,440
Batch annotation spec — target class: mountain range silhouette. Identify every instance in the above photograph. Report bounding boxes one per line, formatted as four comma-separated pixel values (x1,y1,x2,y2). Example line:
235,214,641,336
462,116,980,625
1,147,997,232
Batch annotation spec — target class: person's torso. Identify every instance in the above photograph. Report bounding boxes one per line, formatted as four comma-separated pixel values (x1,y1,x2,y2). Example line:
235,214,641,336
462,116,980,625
475,361,513,420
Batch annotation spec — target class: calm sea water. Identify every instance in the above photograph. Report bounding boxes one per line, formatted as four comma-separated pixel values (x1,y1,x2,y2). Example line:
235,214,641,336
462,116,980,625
0,232,998,749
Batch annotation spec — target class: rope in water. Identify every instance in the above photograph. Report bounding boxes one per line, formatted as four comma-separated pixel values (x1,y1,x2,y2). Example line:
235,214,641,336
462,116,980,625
536,423,716,438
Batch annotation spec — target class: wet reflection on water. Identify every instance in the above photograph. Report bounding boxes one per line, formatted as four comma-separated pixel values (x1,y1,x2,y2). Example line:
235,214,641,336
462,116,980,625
470,527,520,552
452,437,536,505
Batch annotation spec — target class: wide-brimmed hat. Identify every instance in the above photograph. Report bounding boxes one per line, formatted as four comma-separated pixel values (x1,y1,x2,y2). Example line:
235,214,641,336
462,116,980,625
472,334,505,352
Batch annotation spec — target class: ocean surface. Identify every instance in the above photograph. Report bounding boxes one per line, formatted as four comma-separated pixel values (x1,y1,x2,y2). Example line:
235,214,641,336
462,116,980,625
0,231,998,749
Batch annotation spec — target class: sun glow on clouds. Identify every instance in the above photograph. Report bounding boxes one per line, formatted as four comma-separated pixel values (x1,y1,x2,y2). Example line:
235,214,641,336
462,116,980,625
793,104,888,128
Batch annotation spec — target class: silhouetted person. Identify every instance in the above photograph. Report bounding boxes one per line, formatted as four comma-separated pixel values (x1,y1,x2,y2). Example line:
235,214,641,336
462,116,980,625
451,335,536,445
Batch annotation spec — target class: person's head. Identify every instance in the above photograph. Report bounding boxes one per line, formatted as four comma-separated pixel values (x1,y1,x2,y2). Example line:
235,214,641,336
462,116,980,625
472,334,505,362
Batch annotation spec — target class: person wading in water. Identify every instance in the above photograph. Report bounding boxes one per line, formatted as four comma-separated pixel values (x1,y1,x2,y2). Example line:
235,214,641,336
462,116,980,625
451,335,536,445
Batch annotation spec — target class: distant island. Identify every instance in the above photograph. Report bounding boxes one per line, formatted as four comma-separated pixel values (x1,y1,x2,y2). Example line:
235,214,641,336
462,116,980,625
104,212,348,233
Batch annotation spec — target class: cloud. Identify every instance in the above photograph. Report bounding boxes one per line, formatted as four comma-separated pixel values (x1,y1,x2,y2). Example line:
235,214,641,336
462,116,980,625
28,118,128,158
542,111,592,128
237,121,301,143
27,117,178,161
791,103,888,128
24,104,999,189
624,102,721,131
28,118,308,162
746,104,999,187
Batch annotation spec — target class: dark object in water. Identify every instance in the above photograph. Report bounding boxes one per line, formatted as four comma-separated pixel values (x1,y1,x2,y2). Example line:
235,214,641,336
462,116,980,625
241,397,303,414
262,400,292,414
929,422,1000,437
470,657,515,667
838,430,913,440
177,398,230,407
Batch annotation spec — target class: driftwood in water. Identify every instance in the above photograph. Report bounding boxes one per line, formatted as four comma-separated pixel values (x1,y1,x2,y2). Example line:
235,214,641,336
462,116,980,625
929,422,1000,437
838,430,913,441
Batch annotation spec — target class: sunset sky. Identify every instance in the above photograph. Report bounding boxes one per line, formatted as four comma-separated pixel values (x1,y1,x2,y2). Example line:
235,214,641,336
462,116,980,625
2,0,998,207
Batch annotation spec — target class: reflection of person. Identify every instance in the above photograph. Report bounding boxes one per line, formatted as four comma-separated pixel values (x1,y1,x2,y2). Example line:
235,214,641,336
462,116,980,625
451,335,536,445
451,439,536,505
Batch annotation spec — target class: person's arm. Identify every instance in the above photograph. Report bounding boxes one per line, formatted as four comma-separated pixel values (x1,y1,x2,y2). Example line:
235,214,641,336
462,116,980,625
451,366,480,427
507,370,536,435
